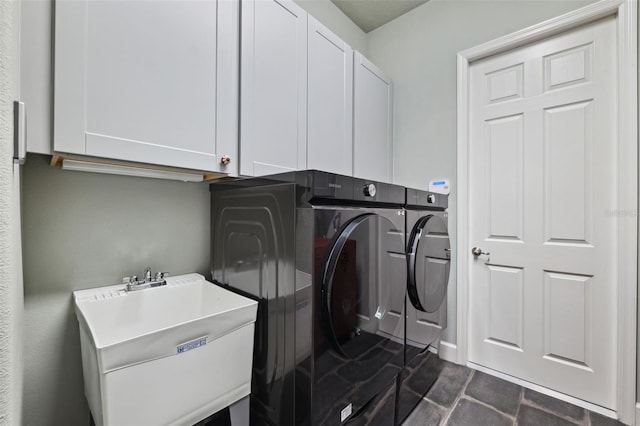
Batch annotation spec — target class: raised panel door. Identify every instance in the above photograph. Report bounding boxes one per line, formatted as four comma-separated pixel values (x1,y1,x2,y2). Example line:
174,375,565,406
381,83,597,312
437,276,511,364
468,17,617,408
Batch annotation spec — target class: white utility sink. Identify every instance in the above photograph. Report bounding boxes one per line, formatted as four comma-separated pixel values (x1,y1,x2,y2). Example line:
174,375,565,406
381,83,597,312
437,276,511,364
74,273,257,426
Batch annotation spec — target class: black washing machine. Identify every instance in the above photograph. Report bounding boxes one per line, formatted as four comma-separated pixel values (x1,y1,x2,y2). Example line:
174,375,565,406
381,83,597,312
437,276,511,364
211,171,406,425
397,188,451,424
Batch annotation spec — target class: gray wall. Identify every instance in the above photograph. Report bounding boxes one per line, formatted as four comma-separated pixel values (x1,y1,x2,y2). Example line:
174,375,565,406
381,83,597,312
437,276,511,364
22,155,211,425
366,0,599,344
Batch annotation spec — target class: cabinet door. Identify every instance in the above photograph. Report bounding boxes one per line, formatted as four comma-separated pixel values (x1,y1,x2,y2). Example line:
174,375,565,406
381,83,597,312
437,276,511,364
21,0,53,155
240,0,307,177
353,52,393,183
307,17,353,176
54,0,238,174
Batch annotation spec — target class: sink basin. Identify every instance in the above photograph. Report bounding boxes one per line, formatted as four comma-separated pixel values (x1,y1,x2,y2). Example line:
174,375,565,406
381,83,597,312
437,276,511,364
74,273,257,426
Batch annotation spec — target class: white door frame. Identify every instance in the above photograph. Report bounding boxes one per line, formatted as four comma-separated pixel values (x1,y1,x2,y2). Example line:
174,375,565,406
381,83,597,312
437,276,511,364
456,0,637,423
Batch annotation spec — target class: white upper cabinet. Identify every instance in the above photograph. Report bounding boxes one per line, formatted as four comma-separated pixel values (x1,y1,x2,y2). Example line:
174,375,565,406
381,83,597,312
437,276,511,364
240,0,307,177
307,17,353,177
353,51,393,183
54,0,239,174
21,0,53,155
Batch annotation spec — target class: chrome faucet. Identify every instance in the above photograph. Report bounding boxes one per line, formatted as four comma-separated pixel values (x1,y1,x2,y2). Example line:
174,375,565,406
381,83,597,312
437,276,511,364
124,267,168,292
143,266,152,282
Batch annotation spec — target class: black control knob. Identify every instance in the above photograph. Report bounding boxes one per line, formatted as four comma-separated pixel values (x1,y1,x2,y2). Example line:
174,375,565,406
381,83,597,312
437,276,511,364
363,183,377,197
427,194,436,204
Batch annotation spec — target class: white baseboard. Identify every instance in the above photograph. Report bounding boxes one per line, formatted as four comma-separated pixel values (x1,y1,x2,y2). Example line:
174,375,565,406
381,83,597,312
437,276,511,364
468,362,618,420
437,341,457,363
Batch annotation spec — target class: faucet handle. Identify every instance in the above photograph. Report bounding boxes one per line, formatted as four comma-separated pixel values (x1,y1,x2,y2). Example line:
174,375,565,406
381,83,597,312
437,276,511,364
143,267,152,282
123,275,138,291
155,271,169,280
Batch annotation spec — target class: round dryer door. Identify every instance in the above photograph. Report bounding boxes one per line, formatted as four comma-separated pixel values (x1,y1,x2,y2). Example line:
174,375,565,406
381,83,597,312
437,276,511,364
408,215,451,313
321,213,405,359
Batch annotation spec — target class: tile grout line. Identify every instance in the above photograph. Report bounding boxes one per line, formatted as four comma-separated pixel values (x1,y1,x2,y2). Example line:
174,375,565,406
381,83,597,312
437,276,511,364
443,370,522,423
424,396,453,413
439,369,476,425
461,394,518,421
513,385,525,425
518,398,586,425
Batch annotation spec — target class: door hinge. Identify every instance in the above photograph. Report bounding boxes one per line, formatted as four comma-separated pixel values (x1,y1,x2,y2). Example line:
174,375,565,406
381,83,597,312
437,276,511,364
13,101,26,164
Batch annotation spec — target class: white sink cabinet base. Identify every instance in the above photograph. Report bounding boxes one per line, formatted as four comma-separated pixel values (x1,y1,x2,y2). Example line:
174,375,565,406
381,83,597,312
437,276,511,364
74,274,257,426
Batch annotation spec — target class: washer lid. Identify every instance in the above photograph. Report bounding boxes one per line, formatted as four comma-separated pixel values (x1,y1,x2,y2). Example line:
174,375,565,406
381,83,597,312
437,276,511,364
408,215,451,313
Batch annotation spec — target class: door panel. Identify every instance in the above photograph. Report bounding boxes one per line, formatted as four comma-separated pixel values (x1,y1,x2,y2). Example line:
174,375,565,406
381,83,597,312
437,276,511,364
485,265,524,350
486,114,524,241
543,271,592,369
544,101,592,244
468,17,616,408
544,43,592,91
353,52,393,183
486,63,524,103
55,0,234,172
240,0,307,176
307,17,353,176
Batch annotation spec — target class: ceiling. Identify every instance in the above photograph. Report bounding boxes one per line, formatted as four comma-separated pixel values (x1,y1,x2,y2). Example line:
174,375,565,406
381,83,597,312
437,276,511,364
330,0,430,33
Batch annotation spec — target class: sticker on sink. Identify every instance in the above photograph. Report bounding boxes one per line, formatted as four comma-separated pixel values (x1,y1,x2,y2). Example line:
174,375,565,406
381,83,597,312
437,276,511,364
177,336,208,354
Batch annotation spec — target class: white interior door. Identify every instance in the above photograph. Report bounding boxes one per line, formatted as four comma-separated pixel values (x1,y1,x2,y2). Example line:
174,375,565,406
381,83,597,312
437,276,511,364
468,16,617,409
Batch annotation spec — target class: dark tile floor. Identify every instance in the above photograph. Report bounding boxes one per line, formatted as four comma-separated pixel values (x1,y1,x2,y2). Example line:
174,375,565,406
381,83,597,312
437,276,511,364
402,359,626,426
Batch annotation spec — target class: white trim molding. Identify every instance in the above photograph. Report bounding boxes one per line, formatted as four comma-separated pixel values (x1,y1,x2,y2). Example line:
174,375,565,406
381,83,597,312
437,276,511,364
438,341,457,363
456,0,637,423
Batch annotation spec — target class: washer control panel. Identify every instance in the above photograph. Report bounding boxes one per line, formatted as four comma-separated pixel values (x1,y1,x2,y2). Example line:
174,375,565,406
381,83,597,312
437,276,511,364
363,183,377,197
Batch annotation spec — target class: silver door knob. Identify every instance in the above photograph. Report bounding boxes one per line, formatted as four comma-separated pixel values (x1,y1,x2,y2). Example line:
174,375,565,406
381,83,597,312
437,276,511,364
471,247,490,256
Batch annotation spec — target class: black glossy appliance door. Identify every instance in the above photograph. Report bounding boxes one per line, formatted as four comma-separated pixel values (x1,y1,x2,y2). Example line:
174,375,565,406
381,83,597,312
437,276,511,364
314,211,405,425
398,214,451,425
407,214,450,315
